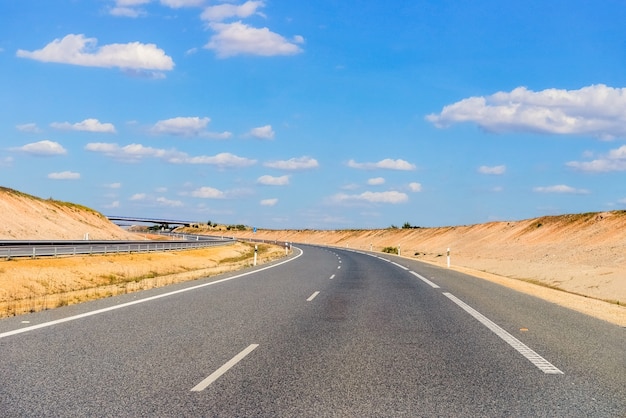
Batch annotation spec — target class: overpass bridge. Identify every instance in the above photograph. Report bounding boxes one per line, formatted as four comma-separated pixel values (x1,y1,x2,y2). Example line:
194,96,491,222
106,216,196,227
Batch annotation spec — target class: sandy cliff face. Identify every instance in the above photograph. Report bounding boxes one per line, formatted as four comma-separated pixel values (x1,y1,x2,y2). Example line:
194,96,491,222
0,187,137,240
221,211,626,304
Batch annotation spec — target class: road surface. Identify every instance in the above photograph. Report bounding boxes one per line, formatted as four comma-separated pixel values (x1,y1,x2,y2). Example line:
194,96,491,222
0,245,623,416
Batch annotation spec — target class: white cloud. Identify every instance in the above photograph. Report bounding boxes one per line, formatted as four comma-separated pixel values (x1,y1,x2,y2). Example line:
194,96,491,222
257,175,289,186
347,158,416,171
85,142,173,162
104,200,120,209
14,140,67,156
17,34,174,71
408,182,422,192
533,185,590,194
51,118,116,133
332,191,409,204
260,198,278,206
160,0,204,8
16,123,42,133
105,182,122,189
205,21,303,58
156,196,183,207
191,186,226,199
478,165,506,175
151,117,231,139
180,152,257,168
201,1,265,22
48,171,80,180
0,157,14,167
367,177,385,185
264,156,319,170
130,193,147,201
566,145,626,172
248,124,275,139
427,84,626,140
86,142,255,167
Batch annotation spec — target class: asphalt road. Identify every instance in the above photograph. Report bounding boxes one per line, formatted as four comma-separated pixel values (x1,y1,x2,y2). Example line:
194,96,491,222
0,244,624,417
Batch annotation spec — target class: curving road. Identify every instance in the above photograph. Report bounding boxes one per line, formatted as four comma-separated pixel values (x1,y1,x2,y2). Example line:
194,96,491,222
0,245,623,417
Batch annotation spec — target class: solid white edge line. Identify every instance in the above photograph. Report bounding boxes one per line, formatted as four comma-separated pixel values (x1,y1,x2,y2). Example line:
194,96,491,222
191,344,259,392
443,292,563,375
391,262,409,270
0,248,304,339
307,291,320,302
410,271,440,288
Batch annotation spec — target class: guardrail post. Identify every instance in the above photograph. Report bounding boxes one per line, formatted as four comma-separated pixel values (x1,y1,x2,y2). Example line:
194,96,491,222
32,248,36,259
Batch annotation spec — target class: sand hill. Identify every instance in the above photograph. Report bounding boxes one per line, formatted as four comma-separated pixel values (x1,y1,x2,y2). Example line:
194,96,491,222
219,211,626,306
0,187,137,240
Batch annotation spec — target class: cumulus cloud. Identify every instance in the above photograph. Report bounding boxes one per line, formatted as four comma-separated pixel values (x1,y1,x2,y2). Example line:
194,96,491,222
86,142,255,168
408,182,422,192
105,182,122,189
190,186,226,199
156,196,183,207
205,21,304,58
179,152,257,168
478,165,506,175
533,185,590,194
48,171,80,180
257,175,289,186
85,142,173,162
367,177,385,185
14,140,67,156
51,118,116,133
264,156,319,170
16,123,42,133
332,191,409,204
201,1,265,22
427,84,626,140
248,124,275,139
566,145,626,172
130,193,147,201
260,198,278,206
151,117,231,138
347,158,416,171
17,34,174,71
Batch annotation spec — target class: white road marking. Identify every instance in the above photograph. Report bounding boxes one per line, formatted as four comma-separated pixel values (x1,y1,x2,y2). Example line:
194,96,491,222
410,271,440,288
191,344,259,392
0,248,304,339
443,292,563,375
337,265,341,269
391,262,409,270
307,291,320,302
329,274,335,280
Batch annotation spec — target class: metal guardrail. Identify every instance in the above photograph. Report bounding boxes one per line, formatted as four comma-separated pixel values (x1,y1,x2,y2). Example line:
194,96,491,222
0,237,235,260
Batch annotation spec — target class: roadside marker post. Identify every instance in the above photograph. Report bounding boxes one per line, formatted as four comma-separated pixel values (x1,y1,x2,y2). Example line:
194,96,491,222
447,247,451,268
254,245,258,266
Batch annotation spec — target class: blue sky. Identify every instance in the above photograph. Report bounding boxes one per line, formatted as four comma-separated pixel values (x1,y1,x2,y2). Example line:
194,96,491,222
1,0,625,229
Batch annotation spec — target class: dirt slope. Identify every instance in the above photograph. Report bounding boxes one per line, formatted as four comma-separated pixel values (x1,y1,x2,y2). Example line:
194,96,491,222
222,211,626,305
0,187,137,240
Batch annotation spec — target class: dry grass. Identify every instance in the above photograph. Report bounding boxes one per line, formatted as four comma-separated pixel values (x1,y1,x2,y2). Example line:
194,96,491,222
0,241,285,318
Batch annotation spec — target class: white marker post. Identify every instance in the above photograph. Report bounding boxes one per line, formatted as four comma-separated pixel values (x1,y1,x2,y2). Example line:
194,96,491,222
447,247,451,268
254,245,258,266
285,242,289,255
398,245,401,257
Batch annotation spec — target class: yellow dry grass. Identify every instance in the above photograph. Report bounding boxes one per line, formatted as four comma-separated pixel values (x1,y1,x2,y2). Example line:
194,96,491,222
0,242,285,318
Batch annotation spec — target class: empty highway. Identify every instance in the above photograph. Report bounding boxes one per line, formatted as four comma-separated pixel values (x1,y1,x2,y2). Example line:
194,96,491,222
0,245,623,417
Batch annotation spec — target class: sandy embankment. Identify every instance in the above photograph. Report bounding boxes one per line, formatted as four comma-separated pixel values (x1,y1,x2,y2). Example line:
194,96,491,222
222,211,626,326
